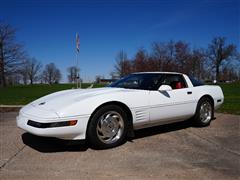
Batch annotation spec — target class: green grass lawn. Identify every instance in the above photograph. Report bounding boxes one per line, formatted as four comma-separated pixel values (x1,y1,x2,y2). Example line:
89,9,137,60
217,83,240,115
0,83,106,105
0,82,239,115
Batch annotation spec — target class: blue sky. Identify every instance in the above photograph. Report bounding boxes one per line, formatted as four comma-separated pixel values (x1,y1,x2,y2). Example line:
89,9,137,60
1,0,239,82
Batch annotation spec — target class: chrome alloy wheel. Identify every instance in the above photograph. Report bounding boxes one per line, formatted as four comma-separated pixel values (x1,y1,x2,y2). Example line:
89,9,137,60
199,101,212,123
96,111,124,144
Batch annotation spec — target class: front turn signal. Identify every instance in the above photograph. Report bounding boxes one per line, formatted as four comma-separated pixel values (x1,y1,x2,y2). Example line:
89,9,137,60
69,120,78,126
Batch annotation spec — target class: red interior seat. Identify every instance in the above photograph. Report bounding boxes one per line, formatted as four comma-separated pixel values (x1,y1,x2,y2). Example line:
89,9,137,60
175,82,183,89
171,81,184,89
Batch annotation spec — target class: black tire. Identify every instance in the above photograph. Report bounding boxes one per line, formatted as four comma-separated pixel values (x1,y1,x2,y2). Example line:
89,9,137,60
193,97,213,127
87,105,128,149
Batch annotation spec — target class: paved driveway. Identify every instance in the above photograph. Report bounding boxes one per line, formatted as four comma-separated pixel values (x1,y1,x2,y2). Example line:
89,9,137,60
0,112,239,180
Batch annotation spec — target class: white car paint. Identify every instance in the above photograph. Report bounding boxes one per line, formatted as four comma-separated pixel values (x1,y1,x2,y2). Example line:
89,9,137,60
16,72,224,140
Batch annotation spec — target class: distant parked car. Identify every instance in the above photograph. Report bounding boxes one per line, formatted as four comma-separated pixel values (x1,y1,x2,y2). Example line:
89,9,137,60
17,72,224,148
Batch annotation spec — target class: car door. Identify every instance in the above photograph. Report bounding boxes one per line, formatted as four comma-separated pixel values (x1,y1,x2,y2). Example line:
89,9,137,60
112,74,151,125
149,74,196,123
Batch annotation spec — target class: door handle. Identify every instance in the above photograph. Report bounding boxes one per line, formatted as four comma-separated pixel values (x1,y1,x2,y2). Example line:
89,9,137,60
187,91,192,94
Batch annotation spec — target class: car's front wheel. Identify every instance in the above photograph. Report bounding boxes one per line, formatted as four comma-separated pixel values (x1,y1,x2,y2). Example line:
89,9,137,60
194,97,213,127
87,105,128,149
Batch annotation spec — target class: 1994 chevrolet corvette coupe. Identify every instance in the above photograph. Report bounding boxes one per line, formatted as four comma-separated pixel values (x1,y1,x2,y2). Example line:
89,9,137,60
17,72,224,148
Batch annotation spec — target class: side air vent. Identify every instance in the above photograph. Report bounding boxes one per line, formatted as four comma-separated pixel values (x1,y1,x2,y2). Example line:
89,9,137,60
135,109,149,122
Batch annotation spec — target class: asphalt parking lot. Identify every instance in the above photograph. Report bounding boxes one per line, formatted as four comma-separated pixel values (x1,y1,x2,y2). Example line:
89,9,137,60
0,112,239,180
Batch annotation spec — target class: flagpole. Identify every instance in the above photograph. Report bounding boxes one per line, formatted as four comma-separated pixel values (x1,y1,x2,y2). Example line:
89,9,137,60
77,51,81,89
76,33,81,89
76,51,79,88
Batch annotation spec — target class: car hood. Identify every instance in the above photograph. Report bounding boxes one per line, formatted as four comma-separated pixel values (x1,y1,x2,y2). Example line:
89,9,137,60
29,87,127,117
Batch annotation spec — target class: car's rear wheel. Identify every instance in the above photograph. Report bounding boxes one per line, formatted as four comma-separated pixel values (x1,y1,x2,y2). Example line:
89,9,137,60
194,97,213,127
87,105,128,149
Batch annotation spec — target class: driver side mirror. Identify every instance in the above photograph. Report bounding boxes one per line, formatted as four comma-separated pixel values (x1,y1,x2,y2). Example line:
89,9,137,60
158,85,172,92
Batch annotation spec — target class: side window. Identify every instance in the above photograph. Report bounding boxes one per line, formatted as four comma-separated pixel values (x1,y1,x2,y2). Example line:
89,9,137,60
189,77,204,86
162,75,187,90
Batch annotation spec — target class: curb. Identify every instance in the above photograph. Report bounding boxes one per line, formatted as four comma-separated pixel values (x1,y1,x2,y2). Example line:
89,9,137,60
0,105,24,108
0,105,24,112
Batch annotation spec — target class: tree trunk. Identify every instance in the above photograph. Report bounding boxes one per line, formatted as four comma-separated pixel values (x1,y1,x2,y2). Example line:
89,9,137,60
0,43,6,87
0,63,5,87
216,65,220,82
23,77,27,85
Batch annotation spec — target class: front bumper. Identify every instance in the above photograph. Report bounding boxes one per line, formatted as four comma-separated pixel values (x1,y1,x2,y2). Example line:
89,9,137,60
16,112,90,140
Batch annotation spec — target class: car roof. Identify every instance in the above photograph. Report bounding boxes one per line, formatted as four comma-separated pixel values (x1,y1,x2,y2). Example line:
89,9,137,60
132,72,185,75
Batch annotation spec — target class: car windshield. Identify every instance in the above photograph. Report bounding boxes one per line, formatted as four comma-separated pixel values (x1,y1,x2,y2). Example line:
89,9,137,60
108,73,163,90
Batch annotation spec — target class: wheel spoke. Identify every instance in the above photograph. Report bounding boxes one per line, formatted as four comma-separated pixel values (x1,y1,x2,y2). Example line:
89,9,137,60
97,124,103,133
105,113,113,120
200,101,212,123
96,111,124,144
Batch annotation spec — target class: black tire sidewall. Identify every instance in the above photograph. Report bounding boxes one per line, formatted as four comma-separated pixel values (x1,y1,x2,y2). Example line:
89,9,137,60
87,105,128,149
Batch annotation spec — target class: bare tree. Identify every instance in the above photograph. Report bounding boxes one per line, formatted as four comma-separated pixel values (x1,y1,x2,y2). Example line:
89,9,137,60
189,49,206,80
152,42,166,71
114,50,132,77
27,58,42,84
133,48,149,72
112,38,239,81
42,63,62,84
19,60,28,85
19,58,42,84
0,22,25,87
208,37,237,82
152,41,176,71
175,41,190,73
220,66,239,81
67,66,79,83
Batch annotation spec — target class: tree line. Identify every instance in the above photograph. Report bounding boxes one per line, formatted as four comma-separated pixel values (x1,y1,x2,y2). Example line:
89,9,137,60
0,22,63,87
0,22,85,87
112,38,239,82
1,22,239,87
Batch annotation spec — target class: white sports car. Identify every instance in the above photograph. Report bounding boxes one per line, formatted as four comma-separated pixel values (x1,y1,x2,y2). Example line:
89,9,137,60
17,72,224,148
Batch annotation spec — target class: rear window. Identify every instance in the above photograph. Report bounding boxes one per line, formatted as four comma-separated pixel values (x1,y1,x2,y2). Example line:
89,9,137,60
189,77,204,87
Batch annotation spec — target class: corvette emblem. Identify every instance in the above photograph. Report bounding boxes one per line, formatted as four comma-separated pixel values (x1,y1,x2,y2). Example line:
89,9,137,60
39,102,46,105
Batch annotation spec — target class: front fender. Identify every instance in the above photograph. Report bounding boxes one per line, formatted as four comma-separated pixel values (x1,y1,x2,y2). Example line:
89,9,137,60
57,90,149,118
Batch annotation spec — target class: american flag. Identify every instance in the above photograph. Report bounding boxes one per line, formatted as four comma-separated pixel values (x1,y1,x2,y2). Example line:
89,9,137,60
76,33,80,53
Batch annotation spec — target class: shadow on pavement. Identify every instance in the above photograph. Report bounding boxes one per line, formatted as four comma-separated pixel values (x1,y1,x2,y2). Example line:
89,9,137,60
133,120,192,140
22,120,193,152
22,133,88,153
